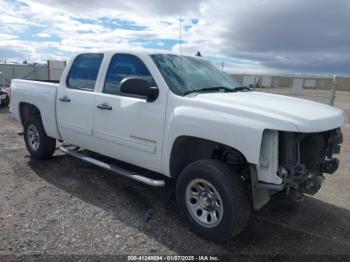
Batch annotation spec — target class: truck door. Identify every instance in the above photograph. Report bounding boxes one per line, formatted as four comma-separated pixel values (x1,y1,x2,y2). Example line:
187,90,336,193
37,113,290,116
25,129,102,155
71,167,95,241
57,53,104,149
93,53,166,173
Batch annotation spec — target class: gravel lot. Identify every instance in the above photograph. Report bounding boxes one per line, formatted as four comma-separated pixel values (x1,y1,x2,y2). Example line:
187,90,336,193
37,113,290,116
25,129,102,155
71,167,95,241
0,93,350,257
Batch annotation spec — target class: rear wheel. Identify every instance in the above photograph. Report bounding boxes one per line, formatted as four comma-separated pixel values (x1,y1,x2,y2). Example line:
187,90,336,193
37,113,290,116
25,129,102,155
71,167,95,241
176,159,251,242
24,115,56,159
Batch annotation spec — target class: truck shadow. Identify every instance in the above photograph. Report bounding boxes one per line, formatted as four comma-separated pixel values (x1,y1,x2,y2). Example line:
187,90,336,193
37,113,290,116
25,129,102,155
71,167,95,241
28,154,350,255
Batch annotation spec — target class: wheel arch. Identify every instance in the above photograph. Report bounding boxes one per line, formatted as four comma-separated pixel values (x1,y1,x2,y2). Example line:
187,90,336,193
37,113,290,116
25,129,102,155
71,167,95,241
169,135,248,179
19,102,41,126
18,101,61,140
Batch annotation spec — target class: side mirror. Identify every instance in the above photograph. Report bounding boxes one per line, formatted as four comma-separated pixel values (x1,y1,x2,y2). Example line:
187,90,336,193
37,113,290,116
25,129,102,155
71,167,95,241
120,77,159,102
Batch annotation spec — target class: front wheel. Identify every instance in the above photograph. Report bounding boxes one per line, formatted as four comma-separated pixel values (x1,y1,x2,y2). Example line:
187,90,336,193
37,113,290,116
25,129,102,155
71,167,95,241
24,115,56,159
176,159,251,242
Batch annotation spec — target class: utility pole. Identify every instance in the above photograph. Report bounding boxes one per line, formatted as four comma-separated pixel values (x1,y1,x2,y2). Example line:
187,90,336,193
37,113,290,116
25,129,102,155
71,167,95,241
330,75,337,106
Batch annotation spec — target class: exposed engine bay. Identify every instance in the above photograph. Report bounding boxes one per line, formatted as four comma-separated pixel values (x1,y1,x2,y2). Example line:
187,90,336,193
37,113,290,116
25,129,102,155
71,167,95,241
253,128,343,209
278,128,343,198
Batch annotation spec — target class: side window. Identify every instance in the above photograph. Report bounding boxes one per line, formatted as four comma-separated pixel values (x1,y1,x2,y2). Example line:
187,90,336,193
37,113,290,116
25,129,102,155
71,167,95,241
67,53,103,91
104,54,153,95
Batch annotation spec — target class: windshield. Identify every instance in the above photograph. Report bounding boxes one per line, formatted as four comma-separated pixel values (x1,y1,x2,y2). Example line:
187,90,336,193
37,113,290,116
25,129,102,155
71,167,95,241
151,54,242,95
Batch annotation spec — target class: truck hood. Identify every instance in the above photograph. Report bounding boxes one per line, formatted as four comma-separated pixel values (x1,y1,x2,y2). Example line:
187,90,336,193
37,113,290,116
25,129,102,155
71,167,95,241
194,91,346,132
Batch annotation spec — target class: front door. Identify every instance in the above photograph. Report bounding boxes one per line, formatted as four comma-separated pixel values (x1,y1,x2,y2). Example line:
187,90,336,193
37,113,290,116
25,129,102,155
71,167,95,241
93,53,166,173
57,53,103,149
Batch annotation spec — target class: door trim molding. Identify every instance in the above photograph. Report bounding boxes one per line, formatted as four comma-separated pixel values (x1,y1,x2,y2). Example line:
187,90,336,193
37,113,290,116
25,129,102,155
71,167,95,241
95,131,156,154
58,121,92,136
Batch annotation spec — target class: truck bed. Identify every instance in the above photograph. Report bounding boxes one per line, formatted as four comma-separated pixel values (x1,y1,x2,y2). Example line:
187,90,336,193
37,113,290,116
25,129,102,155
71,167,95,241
27,79,60,84
10,79,61,140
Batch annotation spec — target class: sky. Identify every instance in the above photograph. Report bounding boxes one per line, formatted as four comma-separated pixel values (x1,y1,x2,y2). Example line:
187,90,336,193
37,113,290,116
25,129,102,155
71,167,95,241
0,0,349,75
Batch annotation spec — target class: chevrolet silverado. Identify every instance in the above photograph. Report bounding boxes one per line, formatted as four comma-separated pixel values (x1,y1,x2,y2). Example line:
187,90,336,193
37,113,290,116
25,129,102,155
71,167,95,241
10,51,345,241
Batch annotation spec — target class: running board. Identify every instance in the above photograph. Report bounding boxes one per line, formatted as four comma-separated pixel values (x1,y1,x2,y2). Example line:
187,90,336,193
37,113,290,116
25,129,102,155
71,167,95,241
59,146,165,187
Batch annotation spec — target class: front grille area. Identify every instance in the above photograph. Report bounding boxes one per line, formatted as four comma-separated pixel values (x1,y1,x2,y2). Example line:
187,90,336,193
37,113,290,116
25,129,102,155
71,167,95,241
278,128,342,195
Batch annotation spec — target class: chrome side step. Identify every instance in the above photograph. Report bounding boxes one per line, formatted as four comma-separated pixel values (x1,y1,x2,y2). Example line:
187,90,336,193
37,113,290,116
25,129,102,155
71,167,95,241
59,146,165,187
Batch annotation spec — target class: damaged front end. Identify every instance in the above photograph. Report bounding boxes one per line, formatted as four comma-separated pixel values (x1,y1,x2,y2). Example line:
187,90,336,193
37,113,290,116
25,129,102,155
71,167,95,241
252,128,343,209
278,128,343,199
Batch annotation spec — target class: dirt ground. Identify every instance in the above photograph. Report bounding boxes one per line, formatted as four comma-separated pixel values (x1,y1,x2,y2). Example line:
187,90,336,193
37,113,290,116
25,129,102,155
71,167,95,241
0,93,350,257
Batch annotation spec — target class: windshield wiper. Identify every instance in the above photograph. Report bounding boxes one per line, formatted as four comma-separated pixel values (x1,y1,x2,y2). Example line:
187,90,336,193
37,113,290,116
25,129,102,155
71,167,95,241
232,86,252,92
183,86,236,95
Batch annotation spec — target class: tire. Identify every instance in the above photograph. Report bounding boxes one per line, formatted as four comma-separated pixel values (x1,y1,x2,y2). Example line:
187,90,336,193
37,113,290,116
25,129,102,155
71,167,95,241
24,115,56,159
176,159,251,242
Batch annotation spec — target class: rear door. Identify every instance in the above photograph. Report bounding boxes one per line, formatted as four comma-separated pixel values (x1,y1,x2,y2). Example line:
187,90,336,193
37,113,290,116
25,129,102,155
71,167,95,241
57,53,103,149
93,53,167,173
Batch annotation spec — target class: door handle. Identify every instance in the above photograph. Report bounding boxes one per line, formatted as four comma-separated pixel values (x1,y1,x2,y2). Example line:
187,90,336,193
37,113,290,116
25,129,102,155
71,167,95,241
59,96,71,102
97,103,112,110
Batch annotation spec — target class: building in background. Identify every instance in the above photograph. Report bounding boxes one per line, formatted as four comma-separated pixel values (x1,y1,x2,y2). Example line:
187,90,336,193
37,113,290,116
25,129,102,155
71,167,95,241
231,74,350,91
0,60,66,88
1,61,349,92
47,60,66,81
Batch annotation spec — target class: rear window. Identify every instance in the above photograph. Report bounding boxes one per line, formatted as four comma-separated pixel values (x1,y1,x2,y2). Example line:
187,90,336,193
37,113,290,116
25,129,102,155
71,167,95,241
67,53,103,91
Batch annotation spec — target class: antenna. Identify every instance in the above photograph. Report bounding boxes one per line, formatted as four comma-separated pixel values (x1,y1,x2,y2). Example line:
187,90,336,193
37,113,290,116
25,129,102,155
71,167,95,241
179,17,183,57
179,17,183,82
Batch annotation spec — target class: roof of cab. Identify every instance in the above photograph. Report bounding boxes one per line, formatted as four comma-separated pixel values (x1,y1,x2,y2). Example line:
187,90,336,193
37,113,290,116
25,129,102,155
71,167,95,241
72,49,200,58
73,49,174,56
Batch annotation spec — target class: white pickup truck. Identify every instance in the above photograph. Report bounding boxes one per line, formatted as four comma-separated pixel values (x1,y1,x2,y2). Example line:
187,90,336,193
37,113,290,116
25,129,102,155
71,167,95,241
10,50,345,241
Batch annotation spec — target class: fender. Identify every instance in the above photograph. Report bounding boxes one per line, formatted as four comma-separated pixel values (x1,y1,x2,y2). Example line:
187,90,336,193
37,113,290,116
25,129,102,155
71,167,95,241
11,79,62,140
161,92,302,177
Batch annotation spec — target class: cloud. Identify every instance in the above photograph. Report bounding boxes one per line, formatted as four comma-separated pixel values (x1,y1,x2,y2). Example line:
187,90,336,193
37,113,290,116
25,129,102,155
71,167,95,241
0,47,24,60
23,0,204,17
0,0,349,75
179,0,350,75
36,33,51,38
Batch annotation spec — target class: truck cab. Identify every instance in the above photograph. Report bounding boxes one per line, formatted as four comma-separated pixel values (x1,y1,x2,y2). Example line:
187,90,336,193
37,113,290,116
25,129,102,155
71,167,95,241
10,50,345,241
55,52,167,173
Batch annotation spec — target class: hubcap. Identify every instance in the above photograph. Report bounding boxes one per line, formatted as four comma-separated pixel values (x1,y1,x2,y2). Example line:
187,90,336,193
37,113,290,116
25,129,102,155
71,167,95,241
185,178,224,228
27,124,40,151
